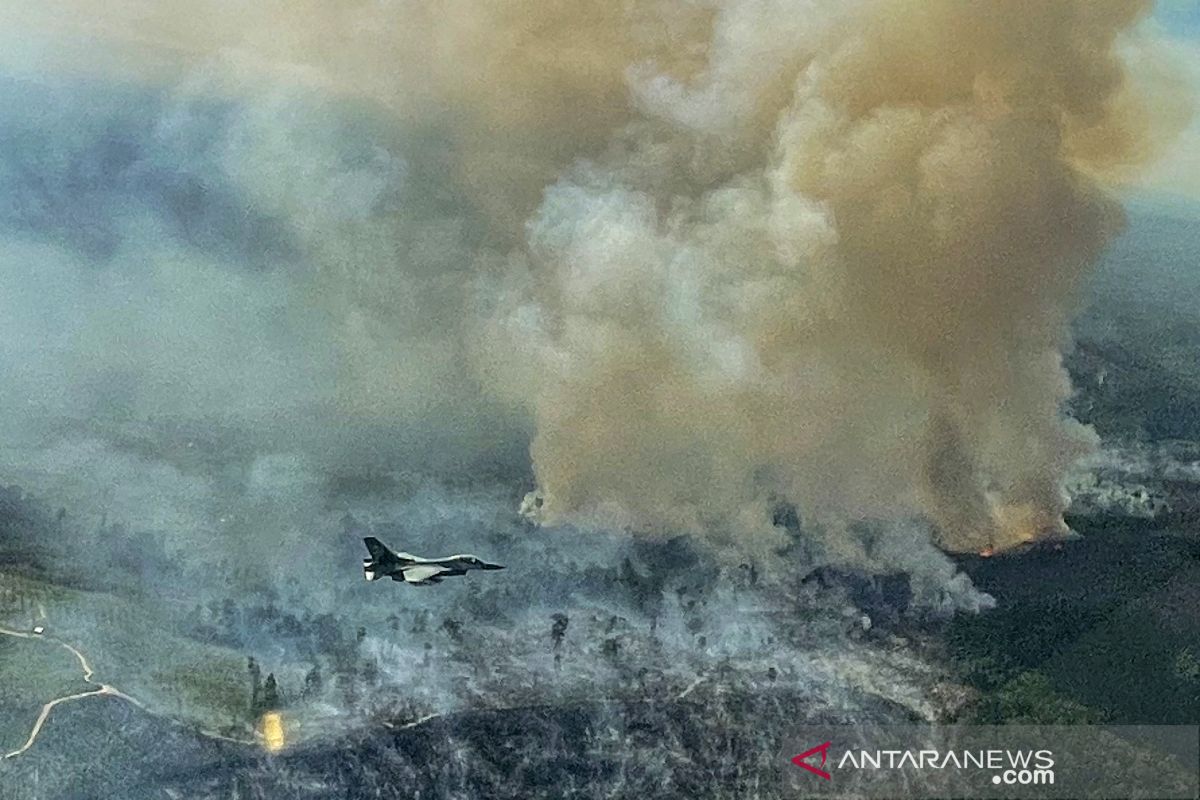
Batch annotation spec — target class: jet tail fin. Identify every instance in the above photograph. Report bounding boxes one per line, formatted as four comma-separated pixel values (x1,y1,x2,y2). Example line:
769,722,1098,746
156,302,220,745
363,537,398,581
363,537,395,563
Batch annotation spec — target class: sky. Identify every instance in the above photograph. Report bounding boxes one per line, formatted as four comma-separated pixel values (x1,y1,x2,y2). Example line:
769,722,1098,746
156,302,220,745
1138,1,1200,199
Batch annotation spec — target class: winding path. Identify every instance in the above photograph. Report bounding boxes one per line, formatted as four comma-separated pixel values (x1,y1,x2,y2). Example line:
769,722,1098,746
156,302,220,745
0,624,148,758
0,624,250,760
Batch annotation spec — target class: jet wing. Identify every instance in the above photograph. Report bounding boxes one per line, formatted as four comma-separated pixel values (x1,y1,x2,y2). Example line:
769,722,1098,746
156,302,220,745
397,564,451,584
364,537,417,564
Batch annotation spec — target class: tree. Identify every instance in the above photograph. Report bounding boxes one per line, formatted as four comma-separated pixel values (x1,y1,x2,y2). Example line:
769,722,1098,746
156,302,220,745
303,665,323,699
441,617,463,643
362,657,379,687
248,657,262,717
978,671,1105,724
262,672,280,710
551,613,569,669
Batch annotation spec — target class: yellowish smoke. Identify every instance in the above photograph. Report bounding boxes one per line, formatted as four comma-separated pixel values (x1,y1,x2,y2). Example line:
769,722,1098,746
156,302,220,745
486,0,1191,554
14,0,1191,556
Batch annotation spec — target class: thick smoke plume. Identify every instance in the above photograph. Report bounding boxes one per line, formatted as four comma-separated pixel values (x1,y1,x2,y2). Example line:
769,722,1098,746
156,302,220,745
4,0,1190,565
484,0,1188,554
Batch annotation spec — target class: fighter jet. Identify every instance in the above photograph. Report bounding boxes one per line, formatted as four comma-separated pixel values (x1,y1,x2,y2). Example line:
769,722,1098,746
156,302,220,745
361,537,504,586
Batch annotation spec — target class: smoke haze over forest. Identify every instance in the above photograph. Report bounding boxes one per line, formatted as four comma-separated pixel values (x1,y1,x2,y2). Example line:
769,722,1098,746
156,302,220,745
0,1,1194,589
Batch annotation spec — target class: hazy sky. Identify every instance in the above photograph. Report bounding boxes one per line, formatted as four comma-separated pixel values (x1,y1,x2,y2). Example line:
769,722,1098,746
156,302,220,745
1139,1,1200,197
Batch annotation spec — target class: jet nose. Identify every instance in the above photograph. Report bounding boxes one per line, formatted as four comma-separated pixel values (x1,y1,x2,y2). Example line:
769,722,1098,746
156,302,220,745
481,562,504,570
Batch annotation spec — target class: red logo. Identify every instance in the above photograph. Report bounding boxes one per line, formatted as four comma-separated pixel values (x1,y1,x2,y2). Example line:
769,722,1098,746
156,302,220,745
792,741,833,780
